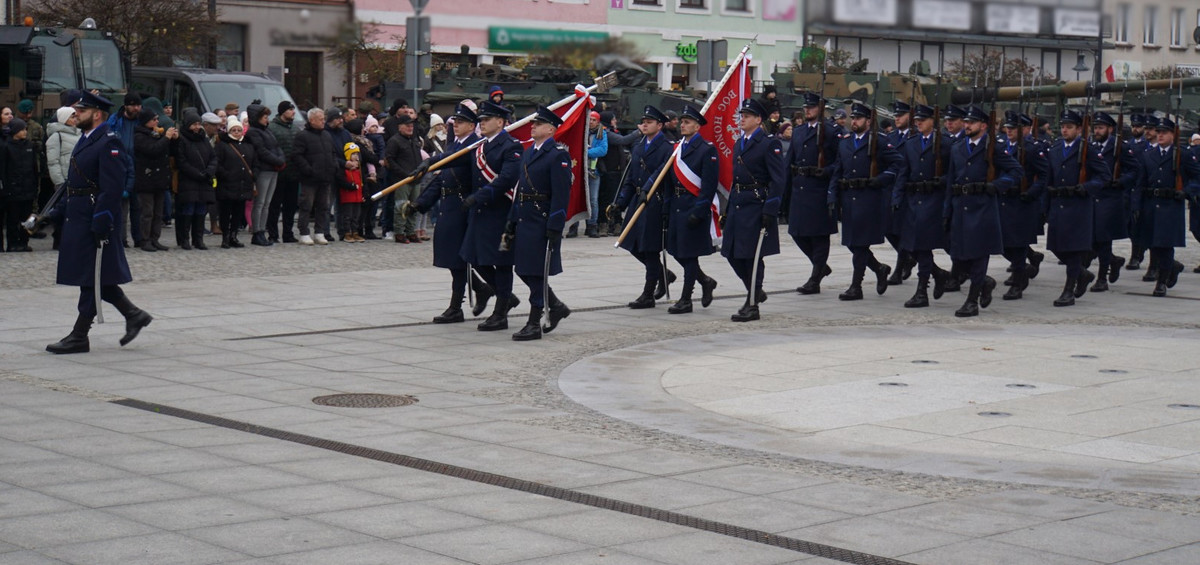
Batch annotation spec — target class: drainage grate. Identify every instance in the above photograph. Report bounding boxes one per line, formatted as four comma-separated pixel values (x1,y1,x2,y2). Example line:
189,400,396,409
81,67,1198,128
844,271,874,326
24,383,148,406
110,397,916,565
978,411,1013,417
911,360,939,364
312,394,417,408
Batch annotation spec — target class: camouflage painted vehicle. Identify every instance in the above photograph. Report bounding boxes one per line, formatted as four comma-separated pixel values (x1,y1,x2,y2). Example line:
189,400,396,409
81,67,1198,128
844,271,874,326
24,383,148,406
0,20,128,123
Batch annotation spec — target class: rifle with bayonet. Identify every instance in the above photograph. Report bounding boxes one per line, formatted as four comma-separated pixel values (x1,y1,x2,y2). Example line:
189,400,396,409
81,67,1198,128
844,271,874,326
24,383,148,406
985,74,996,183
1173,71,1183,192
869,71,882,177
1113,83,1126,181
934,75,943,178
817,50,829,168
1079,82,1094,184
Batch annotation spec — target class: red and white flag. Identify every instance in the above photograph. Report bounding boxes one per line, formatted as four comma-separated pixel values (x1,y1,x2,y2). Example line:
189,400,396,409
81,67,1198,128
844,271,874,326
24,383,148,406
688,48,752,240
510,85,593,226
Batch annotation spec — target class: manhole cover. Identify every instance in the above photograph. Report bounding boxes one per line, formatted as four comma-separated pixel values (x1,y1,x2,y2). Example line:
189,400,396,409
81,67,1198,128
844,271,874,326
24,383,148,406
1167,404,1200,410
911,360,939,364
1070,354,1098,359
1099,369,1128,374
1006,384,1036,389
878,382,909,387
312,394,418,408
977,411,1012,418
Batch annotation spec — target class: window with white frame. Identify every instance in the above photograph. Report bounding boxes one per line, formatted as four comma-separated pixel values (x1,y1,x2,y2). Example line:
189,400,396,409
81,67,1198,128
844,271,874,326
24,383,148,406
1170,8,1185,47
1114,3,1130,44
726,0,748,11
680,0,705,7
1143,5,1158,45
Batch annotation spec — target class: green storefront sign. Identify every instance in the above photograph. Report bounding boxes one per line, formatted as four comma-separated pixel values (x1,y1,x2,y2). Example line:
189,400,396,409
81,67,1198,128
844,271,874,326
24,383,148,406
488,26,608,52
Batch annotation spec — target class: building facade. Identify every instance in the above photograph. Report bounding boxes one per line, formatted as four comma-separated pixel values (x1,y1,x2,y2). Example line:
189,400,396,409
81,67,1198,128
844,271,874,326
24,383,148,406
1104,0,1200,80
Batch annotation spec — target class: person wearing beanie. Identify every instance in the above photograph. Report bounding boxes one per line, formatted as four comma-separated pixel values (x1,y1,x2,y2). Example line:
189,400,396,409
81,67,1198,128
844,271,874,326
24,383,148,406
267,100,299,242
15,99,45,165
175,109,218,250
42,106,81,249
244,102,285,246
324,106,352,240
337,142,365,242
134,106,178,251
342,117,380,238
141,97,174,129
214,115,256,248
104,93,143,247
360,114,386,238
2,117,36,251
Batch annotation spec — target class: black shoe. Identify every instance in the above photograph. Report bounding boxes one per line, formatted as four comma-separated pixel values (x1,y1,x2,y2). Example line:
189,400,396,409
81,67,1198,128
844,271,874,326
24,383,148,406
667,298,693,314
193,240,208,251
220,234,231,249
1126,257,1141,270
874,265,891,295
654,270,677,300
1109,257,1125,282
886,265,904,286
954,300,979,317
363,230,380,240
1003,273,1014,286
1053,288,1076,307
433,307,465,324
756,288,767,304
900,257,914,281
979,276,996,308
904,288,929,308
1152,282,1168,297
1002,284,1023,300
46,334,89,354
730,304,759,322
629,281,657,309
797,279,821,295
586,224,600,238
152,241,169,251
1074,270,1094,298
565,225,579,238
477,313,508,331
943,277,962,293
140,242,157,252
1090,279,1109,292
838,285,863,301
230,233,244,247
512,310,543,341
120,310,153,346
1143,268,1158,282
932,270,948,300
1167,261,1183,288
282,234,298,243
1027,252,1043,279
700,277,717,308
472,282,495,317
543,300,570,333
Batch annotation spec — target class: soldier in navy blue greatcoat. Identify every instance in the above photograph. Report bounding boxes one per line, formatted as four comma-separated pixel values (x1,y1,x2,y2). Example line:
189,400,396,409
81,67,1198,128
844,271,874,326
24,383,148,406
406,103,486,324
607,105,674,309
463,101,524,331
1126,113,1154,271
506,106,572,340
787,92,841,294
44,92,153,354
942,105,1024,317
826,102,902,301
1042,109,1111,307
721,98,786,322
1085,111,1136,291
884,100,918,285
1131,117,1200,297
997,111,1048,301
662,105,719,314
892,104,954,308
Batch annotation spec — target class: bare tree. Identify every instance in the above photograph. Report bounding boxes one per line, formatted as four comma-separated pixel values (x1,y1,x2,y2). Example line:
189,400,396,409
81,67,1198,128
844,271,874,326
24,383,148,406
945,48,1055,87
328,21,406,85
1137,66,1198,80
529,37,646,71
27,0,218,66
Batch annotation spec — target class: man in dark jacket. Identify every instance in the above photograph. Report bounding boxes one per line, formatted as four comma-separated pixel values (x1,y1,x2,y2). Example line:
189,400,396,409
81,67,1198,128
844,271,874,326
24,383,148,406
267,101,299,242
2,118,38,251
245,102,286,246
133,108,177,252
385,114,424,242
291,108,339,245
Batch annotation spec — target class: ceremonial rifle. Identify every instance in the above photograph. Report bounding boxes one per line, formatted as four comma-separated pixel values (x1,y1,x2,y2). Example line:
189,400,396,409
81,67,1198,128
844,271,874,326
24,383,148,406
1113,83,1126,181
1079,82,1094,185
817,51,829,168
868,71,882,178
985,75,996,183
1173,70,1183,192
933,75,943,178
1017,74,1029,192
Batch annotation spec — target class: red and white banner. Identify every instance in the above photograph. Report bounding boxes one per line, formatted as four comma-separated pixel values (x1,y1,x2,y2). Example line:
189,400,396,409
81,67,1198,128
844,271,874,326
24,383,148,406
510,85,593,226
695,49,753,240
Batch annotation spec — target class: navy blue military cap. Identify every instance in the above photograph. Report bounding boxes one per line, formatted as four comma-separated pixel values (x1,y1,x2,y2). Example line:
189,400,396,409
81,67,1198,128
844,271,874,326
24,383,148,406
73,90,113,112
1018,113,1033,127
961,105,988,122
477,100,511,119
531,105,563,128
679,105,706,126
1130,113,1148,127
943,105,966,120
1060,109,1083,126
1002,110,1020,128
892,100,911,115
453,103,479,124
849,102,873,119
912,104,935,120
802,92,825,108
1155,116,1176,131
1092,111,1116,128
641,105,668,123
738,98,768,117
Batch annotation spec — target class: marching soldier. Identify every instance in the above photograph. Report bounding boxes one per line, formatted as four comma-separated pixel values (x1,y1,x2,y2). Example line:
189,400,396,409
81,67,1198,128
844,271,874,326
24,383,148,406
942,105,967,144
893,104,954,308
786,92,840,294
943,105,1024,317
997,111,1047,301
1042,110,1111,306
45,91,153,354
662,105,719,314
607,105,675,309
463,100,524,331
506,106,572,340
722,98,786,322
1129,113,1158,276
1131,116,1200,297
404,104,490,324
884,100,917,286
827,102,902,301
1086,111,1135,290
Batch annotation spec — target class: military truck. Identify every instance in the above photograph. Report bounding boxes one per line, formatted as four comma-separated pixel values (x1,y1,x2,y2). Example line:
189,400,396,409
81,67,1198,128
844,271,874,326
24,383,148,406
0,18,128,122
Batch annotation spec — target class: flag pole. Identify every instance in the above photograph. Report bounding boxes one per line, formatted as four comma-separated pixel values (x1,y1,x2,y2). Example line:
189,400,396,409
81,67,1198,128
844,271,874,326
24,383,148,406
371,73,617,201
614,43,753,248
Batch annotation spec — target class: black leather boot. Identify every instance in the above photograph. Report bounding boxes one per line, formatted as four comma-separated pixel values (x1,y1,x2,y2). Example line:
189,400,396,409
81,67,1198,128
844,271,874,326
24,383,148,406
229,230,244,248
191,214,208,250
653,269,677,300
1143,265,1158,282
931,267,948,300
628,280,657,309
874,263,892,295
512,308,543,341
479,295,520,332
887,258,905,285
433,291,465,323
904,276,929,308
176,215,192,250
730,297,759,322
1003,268,1027,300
543,289,570,333
111,294,153,346
668,297,693,314
1073,270,1094,298
46,314,92,354
979,276,996,308
220,233,231,249
839,271,864,301
1152,268,1168,297
1167,261,1184,288
955,283,981,317
1108,256,1124,282
471,276,495,317
797,264,828,295
1054,278,1076,306
1027,251,1044,279
699,275,717,307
